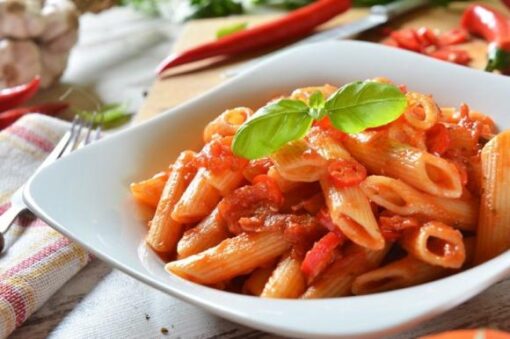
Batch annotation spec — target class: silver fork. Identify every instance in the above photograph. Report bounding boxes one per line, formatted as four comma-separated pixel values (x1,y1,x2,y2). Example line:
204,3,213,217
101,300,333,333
0,114,101,252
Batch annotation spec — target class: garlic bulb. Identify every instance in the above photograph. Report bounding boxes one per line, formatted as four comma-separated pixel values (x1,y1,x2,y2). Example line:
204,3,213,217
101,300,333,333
0,0,79,89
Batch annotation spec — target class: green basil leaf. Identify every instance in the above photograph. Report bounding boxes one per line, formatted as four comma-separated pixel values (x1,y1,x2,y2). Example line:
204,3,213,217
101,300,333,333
216,22,248,39
325,81,407,133
232,99,313,159
308,91,326,120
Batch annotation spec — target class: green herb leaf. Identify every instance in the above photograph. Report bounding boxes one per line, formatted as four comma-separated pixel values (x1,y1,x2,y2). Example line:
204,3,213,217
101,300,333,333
187,0,244,20
325,81,407,134
75,103,132,130
307,91,326,120
216,22,248,39
232,99,312,159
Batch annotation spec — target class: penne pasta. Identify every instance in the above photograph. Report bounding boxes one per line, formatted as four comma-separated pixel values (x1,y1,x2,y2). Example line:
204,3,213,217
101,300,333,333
176,208,230,259
242,265,276,296
204,168,245,196
171,168,222,224
290,84,338,102
203,107,252,143
344,132,463,198
302,243,390,299
400,221,465,269
404,91,439,130
270,139,328,182
321,178,385,250
133,80,506,298
352,237,476,295
261,253,306,299
130,170,170,209
352,255,449,295
146,151,195,254
361,176,478,231
267,166,302,193
166,231,290,285
475,131,510,264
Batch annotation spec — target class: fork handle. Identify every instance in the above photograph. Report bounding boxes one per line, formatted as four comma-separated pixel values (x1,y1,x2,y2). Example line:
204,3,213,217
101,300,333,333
0,204,25,233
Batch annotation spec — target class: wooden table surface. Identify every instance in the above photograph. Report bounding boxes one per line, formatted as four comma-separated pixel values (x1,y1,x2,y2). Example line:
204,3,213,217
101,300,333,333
10,3,510,338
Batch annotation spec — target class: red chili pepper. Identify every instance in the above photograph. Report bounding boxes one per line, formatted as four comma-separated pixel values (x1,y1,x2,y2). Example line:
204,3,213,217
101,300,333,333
0,102,69,129
461,4,510,73
327,159,367,188
416,27,439,48
156,0,351,74
0,76,40,112
301,231,344,282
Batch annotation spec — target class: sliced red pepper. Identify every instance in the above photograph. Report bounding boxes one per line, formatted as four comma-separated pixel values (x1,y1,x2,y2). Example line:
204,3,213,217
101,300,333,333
0,102,68,130
301,231,344,282
156,0,351,74
438,28,470,46
0,76,40,112
428,47,471,65
327,159,367,188
416,27,439,48
461,4,510,73
426,123,451,155
390,29,422,52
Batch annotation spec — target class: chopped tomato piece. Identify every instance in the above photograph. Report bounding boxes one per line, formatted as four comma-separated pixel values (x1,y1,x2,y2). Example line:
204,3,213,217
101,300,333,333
194,137,248,174
301,231,344,282
242,158,273,182
390,29,422,52
253,174,284,206
426,123,451,155
438,28,470,46
312,117,347,142
218,178,283,234
379,215,420,241
327,159,367,188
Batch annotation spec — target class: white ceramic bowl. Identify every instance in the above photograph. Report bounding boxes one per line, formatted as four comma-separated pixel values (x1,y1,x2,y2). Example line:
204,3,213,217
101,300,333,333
24,41,510,339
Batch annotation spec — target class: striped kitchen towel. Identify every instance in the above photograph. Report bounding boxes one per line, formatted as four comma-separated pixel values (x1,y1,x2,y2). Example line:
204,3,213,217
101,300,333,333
0,114,90,338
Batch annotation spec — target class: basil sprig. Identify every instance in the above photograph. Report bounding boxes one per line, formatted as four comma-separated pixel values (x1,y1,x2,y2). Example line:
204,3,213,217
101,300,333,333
232,80,407,159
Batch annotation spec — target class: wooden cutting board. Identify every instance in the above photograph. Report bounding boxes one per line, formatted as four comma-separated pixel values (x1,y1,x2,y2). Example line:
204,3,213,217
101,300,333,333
136,0,508,122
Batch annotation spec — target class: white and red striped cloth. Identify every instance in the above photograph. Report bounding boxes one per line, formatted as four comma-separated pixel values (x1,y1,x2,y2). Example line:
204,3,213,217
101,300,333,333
0,114,90,338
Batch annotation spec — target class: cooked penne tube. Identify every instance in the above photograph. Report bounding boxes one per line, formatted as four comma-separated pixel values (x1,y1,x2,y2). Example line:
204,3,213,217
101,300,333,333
344,132,463,198
267,166,302,193
204,168,245,196
166,231,290,285
146,151,195,254
203,107,252,143
475,130,510,264
404,91,439,130
171,168,222,224
270,139,328,182
130,170,170,209
401,221,465,269
302,243,390,299
261,253,306,299
176,208,230,259
290,84,338,102
361,176,478,231
353,237,476,295
321,178,385,250
242,265,275,296
307,132,384,250
352,255,450,295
